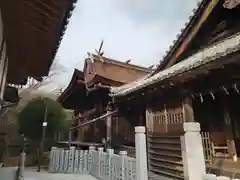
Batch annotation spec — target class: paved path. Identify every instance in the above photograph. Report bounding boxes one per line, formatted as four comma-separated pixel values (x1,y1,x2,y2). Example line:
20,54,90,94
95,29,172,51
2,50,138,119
0,167,17,180
24,168,98,180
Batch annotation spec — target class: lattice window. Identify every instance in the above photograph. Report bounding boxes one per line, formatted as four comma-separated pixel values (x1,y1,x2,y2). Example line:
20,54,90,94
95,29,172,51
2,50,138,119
146,103,184,133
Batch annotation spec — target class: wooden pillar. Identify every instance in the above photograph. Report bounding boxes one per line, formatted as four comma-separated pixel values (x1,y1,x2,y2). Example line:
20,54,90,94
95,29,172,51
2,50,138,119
182,96,195,122
0,56,7,99
0,42,7,100
222,97,237,162
77,113,84,141
145,109,153,133
106,102,113,148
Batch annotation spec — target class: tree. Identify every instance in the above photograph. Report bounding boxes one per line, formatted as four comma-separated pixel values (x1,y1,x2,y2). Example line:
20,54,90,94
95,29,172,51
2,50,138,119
0,60,67,160
18,97,66,143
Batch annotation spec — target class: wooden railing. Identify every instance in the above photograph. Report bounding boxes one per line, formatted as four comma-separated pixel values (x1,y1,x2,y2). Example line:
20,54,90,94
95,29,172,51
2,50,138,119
114,144,136,158
201,132,215,164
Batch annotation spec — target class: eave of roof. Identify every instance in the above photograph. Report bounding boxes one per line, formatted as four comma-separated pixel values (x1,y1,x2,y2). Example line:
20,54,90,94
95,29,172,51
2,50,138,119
57,68,84,103
110,33,240,97
52,0,78,71
91,54,152,73
1,0,78,84
153,0,214,73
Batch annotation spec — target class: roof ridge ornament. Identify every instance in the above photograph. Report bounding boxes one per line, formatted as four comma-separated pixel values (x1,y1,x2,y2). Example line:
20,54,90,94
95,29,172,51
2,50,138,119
87,52,94,63
95,40,105,63
223,0,240,9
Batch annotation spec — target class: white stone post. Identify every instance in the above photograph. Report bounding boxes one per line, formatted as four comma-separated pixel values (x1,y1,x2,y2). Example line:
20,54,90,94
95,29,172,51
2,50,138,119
19,152,26,180
67,146,76,173
74,149,79,173
119,151,127,180
181,122,206,180
83,150,88,173
88,146,95,173
203,174,217,180
107,149,114,180
49,146,57,172
97,147,104,178
63,150,69,173
135,126,148,180
58,149,64,172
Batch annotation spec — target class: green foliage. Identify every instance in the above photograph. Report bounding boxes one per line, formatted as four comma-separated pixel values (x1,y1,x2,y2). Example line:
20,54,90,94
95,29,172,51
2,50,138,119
18,97,66,141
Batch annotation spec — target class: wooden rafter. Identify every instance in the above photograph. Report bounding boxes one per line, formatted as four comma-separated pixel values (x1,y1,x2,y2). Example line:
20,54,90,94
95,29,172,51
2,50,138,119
23,0,61,17
0,0,76,84
23,1,59,23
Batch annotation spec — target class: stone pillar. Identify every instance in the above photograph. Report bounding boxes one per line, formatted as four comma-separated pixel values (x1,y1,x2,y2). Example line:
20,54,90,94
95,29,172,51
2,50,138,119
19,152,26,180
67,146,76,173
63,149,69,173
119,151,127,180
181,122,206,180
97,147,104,177
135,126,148,180
88,146,95,173
49,146,57,172
107,149,114,180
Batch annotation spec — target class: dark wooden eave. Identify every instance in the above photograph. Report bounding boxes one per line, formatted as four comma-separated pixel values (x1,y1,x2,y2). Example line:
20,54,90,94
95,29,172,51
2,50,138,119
155,0,240,73
115,51,240,105
57,69,86,110
154,0,210,72
0,0,78,84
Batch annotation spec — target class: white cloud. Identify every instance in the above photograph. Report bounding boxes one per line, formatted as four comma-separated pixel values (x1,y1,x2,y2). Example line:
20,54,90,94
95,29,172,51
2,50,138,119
54,0,199,90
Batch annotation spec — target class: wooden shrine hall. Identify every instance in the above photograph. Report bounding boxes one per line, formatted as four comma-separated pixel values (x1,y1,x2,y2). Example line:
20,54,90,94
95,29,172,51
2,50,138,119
0,0,78,105
57,53,151,148
110,0,240,179
0,0,77,162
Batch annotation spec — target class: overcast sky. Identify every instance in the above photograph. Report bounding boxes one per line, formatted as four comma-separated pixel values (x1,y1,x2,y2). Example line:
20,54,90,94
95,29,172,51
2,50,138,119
53,0,199,90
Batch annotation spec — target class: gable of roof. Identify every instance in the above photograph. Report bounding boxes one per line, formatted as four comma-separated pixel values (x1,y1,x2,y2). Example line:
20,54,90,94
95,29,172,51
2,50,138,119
57,68,85,107
83,53,151,86
155,0,218,73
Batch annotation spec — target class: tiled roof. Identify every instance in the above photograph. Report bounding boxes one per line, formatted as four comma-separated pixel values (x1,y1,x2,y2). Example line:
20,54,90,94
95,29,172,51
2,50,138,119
155,0,206,71
110,0,207,96
110,33,240,97
53,0,78,63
